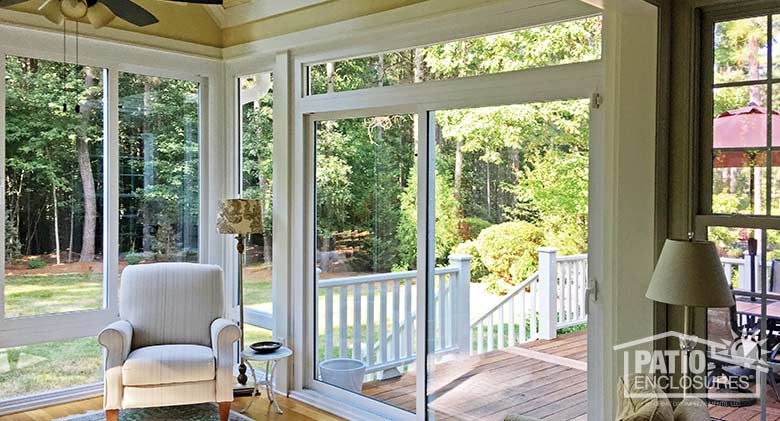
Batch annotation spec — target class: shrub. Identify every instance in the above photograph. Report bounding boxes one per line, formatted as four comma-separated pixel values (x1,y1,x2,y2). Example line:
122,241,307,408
475,221,544,286
463,217,491,240
27,259,46,269
124,253,143,265
451,240,488,281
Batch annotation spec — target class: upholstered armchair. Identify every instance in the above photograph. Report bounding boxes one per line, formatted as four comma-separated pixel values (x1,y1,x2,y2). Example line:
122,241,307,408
98,263,240,421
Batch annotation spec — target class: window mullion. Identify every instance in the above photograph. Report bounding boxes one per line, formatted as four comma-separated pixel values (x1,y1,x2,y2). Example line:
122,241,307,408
105,66,120,315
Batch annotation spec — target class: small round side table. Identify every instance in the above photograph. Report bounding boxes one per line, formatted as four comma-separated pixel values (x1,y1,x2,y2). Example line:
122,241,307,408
239,346,293,414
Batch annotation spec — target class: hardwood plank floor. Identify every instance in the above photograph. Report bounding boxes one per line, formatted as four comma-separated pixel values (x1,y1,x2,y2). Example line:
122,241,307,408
1,395,343,421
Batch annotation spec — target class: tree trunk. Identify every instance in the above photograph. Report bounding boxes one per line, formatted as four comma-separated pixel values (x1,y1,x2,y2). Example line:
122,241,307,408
326,62,335,94
142,82,154,253
748,34,762,105
78,68,98,262
52,182,61,265
454,138,463,202
68,198,74,263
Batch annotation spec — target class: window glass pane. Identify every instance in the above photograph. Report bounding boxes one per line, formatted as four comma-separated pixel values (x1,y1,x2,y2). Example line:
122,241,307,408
239,72,273,315
314,114,417,412
244,324,273,344
426,101,590,420
708,226,761,293
714,16,768,84
308,16,602,95
4,55,104,318
118,73,199,268
713,150,767,215
706,227,767,417
0,337,102,400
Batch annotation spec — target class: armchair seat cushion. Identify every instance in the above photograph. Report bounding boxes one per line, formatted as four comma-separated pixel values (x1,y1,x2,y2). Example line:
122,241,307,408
122,344,215,386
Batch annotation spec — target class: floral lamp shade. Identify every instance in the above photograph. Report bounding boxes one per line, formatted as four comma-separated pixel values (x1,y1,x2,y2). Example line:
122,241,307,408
216,199,263,234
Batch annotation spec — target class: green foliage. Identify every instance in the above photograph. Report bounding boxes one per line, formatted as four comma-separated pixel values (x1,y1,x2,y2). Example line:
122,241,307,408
124,252,143,265
26,259,46,269
463,217,492,240
452,240,488,281
397,164,462,268
475,221,544,286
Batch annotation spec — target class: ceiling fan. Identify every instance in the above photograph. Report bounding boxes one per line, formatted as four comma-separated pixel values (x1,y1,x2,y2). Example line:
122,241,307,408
0,0,222,28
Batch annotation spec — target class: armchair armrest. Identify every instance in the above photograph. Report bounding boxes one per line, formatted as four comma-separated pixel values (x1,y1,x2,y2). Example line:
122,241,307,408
98,320,133,410
211,318,240,403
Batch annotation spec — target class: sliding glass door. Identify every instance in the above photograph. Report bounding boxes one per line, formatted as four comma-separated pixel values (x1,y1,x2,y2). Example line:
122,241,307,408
313,113,418,413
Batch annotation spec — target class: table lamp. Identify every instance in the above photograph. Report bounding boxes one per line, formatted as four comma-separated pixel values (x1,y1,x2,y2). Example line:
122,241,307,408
645,238,735,393
217,199,264,386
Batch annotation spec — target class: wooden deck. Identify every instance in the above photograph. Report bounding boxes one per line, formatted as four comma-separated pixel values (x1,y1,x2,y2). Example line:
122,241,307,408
362,329,588,420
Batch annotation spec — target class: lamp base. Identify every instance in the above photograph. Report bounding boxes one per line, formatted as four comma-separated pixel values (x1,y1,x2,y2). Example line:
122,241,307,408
237,362,248,385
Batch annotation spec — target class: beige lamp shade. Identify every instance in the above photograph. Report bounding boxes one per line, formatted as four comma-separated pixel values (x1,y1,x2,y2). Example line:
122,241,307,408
216,199,263,234
646,239,734,308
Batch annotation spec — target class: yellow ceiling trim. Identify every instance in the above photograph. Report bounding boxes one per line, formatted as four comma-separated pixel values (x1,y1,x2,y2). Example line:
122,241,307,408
222,0,427,47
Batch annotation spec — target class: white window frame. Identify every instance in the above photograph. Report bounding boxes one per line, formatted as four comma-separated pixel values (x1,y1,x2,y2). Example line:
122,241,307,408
274,2,605,417
0,22,225,414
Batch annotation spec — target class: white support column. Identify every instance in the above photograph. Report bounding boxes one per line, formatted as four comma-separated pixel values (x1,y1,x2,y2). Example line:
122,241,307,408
538,247,558,340
449,254,472,356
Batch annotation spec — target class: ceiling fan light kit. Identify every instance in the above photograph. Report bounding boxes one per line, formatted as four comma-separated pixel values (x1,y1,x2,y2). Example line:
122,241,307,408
3,0,222,28
37,0,64,24
85,1,114,28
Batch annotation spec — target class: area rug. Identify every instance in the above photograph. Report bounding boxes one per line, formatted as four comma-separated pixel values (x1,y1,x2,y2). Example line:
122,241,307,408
54,403,254,421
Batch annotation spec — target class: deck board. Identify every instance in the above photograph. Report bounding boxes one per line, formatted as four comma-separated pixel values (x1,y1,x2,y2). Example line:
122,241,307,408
362,330,588,420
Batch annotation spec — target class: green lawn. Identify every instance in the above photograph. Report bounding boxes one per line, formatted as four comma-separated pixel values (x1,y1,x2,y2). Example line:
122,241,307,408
4,273,103,318
0,337,102,399
1,271,586,400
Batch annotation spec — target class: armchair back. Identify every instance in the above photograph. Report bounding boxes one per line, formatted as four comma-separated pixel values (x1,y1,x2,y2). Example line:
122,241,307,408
119,263,224,350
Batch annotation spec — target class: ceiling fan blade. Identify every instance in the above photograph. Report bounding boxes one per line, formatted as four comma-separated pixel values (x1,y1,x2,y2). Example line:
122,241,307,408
98,0,158,26
0,0,30,7
164,0,223,4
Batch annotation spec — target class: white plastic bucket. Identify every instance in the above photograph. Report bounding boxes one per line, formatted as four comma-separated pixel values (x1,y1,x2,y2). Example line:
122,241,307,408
319,358,367,392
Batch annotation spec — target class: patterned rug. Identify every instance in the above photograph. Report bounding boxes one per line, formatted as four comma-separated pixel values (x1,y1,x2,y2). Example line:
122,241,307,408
54,403,255,421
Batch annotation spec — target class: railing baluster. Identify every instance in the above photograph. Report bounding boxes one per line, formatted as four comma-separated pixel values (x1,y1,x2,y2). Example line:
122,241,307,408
339,286,348,358
530,280,537,339
520,290,527,341
477,320,484,354
508,295,515,347
487,313,494,352
558,263,565,326
438,273,446,349
405,278,413,358
568,261,574,322
380,281,388,363
445,276,453,348
367,282,375,368
497,302,504,349
325,287,333,360
353,284,362,361
393,279,401,361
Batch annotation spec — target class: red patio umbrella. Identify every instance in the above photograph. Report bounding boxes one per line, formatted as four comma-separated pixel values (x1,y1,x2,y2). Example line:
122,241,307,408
714,104,780,167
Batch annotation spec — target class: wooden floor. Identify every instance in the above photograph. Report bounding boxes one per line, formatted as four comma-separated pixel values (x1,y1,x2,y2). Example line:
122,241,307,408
2,395,343,421
362,329,588,421
709,387,780,420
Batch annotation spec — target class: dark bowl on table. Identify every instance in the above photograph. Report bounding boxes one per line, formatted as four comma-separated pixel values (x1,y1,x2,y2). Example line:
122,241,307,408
250,341,282,354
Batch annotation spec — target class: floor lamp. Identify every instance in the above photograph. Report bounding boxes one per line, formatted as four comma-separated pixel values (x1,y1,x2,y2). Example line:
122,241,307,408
217,199,264,387
645,239,735,396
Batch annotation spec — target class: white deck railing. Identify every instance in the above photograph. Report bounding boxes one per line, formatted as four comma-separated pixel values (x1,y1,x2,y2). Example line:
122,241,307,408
316,247,757,380
470,249,588,354
316,255,471,379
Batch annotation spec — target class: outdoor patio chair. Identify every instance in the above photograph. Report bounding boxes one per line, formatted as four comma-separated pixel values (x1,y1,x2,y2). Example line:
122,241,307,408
708,296,780,403
98,263,240,421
